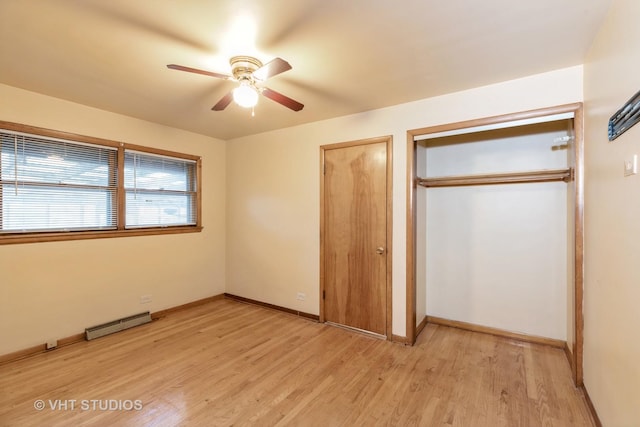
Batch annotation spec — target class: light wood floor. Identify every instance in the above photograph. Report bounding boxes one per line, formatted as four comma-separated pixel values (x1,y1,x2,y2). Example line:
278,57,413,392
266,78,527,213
0,299,594,426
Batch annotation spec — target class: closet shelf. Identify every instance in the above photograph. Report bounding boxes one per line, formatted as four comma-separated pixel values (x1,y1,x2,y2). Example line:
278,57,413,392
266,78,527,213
417,168,572,188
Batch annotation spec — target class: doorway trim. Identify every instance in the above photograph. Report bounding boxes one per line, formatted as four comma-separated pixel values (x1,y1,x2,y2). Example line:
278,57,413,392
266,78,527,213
405,103,584,385
320,135,393,340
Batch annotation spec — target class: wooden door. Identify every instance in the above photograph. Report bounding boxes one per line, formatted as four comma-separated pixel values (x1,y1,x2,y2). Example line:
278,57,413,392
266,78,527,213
321,138,391,336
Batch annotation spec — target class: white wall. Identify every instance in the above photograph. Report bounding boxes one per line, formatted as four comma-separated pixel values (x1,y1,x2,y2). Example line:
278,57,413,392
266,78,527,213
0,84,227,355
584,0,640,424
227,66,583,337
420,123,570,340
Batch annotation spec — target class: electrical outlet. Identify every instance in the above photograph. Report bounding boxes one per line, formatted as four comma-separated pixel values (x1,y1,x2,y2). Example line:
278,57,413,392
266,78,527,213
624,154,638,176
296,292,306,301
46,339,57,350
140,295,152,304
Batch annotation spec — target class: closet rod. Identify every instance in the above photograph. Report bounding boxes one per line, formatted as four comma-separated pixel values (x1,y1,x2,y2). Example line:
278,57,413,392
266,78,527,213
417,168,572,188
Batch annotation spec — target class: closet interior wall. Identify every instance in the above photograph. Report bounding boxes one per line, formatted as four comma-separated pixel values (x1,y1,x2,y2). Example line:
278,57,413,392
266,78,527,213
415,120,574,341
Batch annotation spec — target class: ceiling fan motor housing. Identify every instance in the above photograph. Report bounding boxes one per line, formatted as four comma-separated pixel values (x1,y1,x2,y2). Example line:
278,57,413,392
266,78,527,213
230,56,263,82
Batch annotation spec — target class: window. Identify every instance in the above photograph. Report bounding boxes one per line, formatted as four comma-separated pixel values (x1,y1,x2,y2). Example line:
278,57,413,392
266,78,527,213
124,151,197,228
1,132,117,232
0,121,201,244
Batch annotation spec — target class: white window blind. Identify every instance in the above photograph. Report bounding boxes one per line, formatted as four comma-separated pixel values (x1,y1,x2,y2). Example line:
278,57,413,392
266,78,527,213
124,150,197,228
0,130,117,233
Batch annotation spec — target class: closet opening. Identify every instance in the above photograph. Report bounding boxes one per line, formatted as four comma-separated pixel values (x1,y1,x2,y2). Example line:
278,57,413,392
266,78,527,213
406,103,584,386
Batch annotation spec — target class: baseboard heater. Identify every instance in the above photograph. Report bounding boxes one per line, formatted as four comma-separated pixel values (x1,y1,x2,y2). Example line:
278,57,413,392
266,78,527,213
85,311,151,341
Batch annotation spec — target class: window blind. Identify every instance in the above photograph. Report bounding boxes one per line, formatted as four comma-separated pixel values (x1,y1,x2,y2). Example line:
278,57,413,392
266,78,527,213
0,130,118,233
124,150,197,228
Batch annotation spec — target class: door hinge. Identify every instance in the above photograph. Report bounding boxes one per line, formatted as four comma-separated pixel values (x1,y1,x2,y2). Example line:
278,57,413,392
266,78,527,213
323,290,325,299
322,162,326,175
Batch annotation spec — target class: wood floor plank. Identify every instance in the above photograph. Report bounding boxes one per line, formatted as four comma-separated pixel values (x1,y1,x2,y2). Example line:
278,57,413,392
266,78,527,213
0,299,595,426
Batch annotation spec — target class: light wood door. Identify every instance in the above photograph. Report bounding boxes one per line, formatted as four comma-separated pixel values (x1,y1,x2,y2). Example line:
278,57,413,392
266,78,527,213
322,139,389,336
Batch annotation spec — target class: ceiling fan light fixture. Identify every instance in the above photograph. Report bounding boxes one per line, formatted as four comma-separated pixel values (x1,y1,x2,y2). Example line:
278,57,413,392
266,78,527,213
168,55,303,112
233,81,259,108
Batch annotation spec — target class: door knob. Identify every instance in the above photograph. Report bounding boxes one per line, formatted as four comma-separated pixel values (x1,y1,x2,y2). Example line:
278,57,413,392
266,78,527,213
376,247,385,254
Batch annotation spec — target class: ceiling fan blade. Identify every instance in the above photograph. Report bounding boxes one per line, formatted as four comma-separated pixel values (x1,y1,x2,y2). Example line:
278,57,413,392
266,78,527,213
212,91,234,111
253,58,292,81
167,64,232,80
261,87,304,111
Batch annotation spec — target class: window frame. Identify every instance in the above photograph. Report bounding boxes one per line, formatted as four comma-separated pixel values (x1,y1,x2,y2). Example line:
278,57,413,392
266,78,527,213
0,121,202,245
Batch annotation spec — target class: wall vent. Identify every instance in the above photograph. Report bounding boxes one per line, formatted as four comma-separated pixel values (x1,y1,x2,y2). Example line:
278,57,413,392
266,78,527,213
85,311,151,341
609,89,640,141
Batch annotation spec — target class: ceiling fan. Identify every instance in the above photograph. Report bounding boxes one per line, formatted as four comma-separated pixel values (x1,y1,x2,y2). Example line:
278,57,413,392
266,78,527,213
167,56,304,112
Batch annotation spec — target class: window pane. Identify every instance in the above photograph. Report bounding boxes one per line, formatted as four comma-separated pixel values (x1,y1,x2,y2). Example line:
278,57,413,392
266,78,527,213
124,152,194,191
2,186,116,232
1,134,115,187
125,191,195,227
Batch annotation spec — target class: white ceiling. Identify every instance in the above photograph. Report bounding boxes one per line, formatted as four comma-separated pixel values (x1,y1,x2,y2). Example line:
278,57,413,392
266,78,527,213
0,0,612,140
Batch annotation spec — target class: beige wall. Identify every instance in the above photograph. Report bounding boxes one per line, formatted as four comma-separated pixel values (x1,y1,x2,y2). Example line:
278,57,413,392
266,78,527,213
0,84,226,355
584,0,640,424
226,65,583,337
0,65,584,354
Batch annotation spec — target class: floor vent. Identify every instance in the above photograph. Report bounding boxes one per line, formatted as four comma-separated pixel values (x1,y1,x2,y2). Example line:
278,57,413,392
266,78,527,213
85,312,151,341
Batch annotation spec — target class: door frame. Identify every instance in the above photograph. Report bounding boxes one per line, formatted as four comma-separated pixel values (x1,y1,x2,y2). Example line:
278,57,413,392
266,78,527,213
405,103,584,386
320,135,393,340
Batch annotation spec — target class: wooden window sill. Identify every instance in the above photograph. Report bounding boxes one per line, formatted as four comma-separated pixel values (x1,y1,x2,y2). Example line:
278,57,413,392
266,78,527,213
0,226,203,245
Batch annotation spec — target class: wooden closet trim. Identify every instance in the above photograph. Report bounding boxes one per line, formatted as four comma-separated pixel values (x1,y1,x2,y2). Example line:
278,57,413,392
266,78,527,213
405,102,584,386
